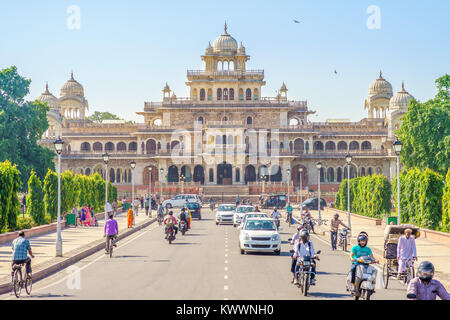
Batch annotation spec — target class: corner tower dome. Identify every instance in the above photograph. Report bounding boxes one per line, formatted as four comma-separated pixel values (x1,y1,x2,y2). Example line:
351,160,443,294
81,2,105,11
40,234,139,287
38,83,59,110
213,22,238,54
60,71,84,97
390,81,414,110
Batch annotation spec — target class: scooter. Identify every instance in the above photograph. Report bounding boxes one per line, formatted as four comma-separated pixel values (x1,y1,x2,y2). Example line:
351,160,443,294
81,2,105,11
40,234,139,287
338,228,350,252
346,256,377,300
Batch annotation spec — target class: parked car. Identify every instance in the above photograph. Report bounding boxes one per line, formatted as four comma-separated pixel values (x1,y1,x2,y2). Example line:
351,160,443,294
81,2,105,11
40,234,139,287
162,194,199,208
185,202,201,220
238,217,282,255
233,205,255,227
299,198,327,211
215,204,236,225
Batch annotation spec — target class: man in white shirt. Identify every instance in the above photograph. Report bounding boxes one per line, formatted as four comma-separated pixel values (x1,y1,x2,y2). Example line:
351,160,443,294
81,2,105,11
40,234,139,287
290,226,302,283
397,228,418,274
293,229,319,285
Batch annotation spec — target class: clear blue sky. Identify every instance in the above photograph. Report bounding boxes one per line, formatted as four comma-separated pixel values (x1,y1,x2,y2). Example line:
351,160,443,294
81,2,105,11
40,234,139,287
1,0,449,123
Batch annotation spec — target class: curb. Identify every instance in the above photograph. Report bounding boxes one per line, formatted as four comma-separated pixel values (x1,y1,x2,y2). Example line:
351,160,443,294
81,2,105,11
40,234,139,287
0,217,156,295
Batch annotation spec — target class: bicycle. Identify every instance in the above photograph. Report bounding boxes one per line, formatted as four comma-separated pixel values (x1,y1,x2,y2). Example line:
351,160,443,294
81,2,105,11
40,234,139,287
400,258,416,285
157,215,163,226
286,212,293,227
11,262,32,298
106,235,117,258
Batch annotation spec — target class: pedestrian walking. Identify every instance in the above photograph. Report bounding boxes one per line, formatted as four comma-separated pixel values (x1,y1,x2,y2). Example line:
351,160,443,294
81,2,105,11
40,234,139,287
144,196,149,216
133,198,140,216
330,213,349,250
140,196,144,210
127,206,134,228
85,205,91,226
113,200,117,214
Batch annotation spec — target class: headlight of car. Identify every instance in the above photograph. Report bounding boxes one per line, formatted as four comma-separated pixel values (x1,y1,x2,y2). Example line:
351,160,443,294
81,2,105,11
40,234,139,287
271,234,280,241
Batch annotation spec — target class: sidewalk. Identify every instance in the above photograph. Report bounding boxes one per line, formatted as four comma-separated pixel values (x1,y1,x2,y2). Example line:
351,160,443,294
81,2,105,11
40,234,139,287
0,207,154,287
293,207,450,290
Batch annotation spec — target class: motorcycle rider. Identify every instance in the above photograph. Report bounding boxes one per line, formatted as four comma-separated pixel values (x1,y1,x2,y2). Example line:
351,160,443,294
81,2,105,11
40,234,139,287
164,211,178,236
349,232,375,292
406,261,449,300
293,229,319,285
330,213,350,250
286,202,293,223
270,207,282,228
157,202,164,222
178,208,189,232
301,208,315,233
290,225,303,283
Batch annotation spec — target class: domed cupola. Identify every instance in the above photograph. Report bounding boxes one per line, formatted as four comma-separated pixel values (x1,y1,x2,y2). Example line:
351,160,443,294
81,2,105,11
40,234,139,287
213,22,238,54
38,83,60,110
60,71,84,97
369,71,393,99
238,41,246,55
205,41,213,55
390,81,414,111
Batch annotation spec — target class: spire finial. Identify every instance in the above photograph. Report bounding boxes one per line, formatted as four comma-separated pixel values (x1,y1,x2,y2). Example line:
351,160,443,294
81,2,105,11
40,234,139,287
70,70,74,80
379,70,383,79
402,80,405,91
224,21,228,34
45,82,49,92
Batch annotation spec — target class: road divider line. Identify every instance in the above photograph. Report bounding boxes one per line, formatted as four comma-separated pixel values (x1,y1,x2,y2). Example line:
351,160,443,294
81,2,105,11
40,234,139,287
224,285,229,290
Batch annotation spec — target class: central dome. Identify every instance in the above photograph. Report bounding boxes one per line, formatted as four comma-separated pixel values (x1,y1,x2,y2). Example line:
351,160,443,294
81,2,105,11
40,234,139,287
369,71,393,97
60,72,84,97
213,22,238,54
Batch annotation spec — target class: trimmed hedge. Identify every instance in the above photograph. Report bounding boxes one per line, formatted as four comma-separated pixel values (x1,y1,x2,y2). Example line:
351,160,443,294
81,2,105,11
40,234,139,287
335,174,391,218
0,161,22,232
26,170,45,226
442,169,450,231
43,169,58,222
394,168,444,230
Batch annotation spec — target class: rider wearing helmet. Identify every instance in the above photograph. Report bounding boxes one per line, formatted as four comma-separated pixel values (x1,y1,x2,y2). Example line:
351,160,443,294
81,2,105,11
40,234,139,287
349,232,374,290
407,261,449,300
293,229,319,286
330,213,349,250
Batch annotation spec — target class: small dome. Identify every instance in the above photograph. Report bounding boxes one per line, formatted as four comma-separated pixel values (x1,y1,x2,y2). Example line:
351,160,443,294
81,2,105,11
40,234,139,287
369,71,393,97
390,81,414,110
213,22,238,54
238,41,246,54
60,72,84,97
205,41,213,54
38,83,60,109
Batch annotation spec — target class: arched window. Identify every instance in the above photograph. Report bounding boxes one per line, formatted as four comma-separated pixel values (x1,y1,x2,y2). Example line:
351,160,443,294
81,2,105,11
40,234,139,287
207,88,212,101
325,141,336,151
209,168,214,182
235,168,240,182
146,139,157,154
253,88,259,100
239,88,244,101
116,169,121,183
200,89,205,101
327,168,335,182
81,142,91,152
110,168,115,183
245,88,251,101
368,167,373,175
360,167,366,176
93,142,102,152
313,141,324,151
294,138,304,154
337,141,347,151
216,135,221,145
320,167,325,183
337,167,342,182
222,117,228,122
198,117,204,124
349,141,359,151
246,117,252,125
85,168,91,175
227,135,233,145
217,88,222,100
229,88,234,100
223,88,228,100
105,142,114,152
361,141,372,150
117,142,126,152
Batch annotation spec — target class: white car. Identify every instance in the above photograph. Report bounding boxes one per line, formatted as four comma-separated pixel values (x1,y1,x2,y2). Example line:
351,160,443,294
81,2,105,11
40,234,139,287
233,205,255,227
163,194,199,209
238,217,282,255
215,204,236,225
239,212,268,228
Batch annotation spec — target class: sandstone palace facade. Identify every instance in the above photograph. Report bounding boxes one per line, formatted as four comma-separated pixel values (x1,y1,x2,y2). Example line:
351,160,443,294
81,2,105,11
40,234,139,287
38,24,414,197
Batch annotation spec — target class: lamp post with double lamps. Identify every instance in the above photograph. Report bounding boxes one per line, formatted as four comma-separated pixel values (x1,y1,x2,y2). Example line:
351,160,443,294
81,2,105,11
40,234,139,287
131,161,136,213
299,167,303,216
316,161,322,221
345,153,352,234
103,153,110,223
393,139,403,225
286,168,291,204
53,138,64,257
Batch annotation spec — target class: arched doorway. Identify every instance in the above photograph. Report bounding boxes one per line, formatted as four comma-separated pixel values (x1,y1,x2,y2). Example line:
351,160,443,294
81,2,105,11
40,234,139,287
167,165,178,182
244,165,256,184
291,164,307,188
294,139,304,154
217,162,232,185
269,165,282,182
258,165,269,181
181,165,192,182
193,165,205,184
143,165,159,185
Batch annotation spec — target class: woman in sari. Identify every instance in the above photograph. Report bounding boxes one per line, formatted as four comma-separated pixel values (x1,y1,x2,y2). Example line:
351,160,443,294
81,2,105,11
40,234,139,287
127,207,133,228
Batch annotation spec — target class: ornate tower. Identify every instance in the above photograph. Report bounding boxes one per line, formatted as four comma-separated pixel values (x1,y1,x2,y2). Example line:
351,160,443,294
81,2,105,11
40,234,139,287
59,71,89,120
364,71,393,119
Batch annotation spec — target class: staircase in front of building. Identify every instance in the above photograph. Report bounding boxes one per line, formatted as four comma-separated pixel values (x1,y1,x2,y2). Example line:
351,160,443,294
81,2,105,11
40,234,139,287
201,185,249,195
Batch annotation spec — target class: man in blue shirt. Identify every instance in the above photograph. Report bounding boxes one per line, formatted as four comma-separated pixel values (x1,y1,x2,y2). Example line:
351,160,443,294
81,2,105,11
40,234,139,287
11,231,34,279
350,232,374,290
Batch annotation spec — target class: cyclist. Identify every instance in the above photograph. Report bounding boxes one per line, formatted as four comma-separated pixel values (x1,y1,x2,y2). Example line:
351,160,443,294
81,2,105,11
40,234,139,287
104,213,118,254
286,202,293,223
407,261,449,300
157,202,165,223
11,231,34,280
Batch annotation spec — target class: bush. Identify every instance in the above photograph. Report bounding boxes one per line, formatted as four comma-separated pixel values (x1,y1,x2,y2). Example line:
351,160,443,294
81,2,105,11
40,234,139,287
0,160,22,232
442,169,450,231
17,216,34,230
43,169,58,222
26,170,45,226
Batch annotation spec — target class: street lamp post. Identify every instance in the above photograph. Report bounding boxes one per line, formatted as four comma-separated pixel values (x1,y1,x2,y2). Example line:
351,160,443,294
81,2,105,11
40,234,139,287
180,174,185,194
103,153,109,223
160,168,164,203
316,162,322,221
286,168,291,204
131,161,136,213
299,167,303,216
393,139,403,225
345,153,352,234
148,167,153,217
54,138,64,257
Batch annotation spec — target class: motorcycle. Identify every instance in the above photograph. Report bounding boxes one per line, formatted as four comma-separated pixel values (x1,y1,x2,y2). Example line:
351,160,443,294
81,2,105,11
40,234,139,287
165,226,176,244
338,228,350,252
346,256,377,300
273,216,281,229
179,220,188,236
293,250,321,296
302,217,313,233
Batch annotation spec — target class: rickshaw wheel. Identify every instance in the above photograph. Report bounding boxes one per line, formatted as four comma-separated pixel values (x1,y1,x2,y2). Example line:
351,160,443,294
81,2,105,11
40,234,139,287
382,262,389,289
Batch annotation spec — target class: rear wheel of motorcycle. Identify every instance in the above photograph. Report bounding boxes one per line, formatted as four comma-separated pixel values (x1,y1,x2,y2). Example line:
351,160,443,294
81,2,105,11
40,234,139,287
181,229,185,235
169,238,172,244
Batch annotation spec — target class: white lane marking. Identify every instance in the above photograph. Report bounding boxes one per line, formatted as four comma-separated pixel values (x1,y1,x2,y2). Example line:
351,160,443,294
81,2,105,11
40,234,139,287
225,254,228,257
224,275,228,280
224,285,229,290
225,249,228,252
224,298,229,300
225,260,228,264
224,267,228,271
27,224,159,295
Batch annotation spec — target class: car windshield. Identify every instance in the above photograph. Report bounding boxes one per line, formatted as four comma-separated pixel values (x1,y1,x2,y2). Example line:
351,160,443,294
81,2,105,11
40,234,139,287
218,205,235,211
244,214,267,220
187,203,199,209
237,206,254,213
245,220,276,231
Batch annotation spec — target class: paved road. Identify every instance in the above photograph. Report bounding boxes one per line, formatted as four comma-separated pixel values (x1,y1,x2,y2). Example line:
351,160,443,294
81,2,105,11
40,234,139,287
1,208,407,300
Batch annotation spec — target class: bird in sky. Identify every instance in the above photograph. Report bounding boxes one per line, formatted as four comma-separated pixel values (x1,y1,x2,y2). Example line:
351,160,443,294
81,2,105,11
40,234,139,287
293,19,300,23
334,70,338,74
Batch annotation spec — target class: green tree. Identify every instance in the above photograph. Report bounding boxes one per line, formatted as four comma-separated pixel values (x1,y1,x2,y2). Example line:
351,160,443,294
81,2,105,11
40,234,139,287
0,66,55,189
442,169,450,231
26,170,45,225
43,169,58,222
0,160,22,232
397,75,450,176
61,170,79,214
87,111,121,123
